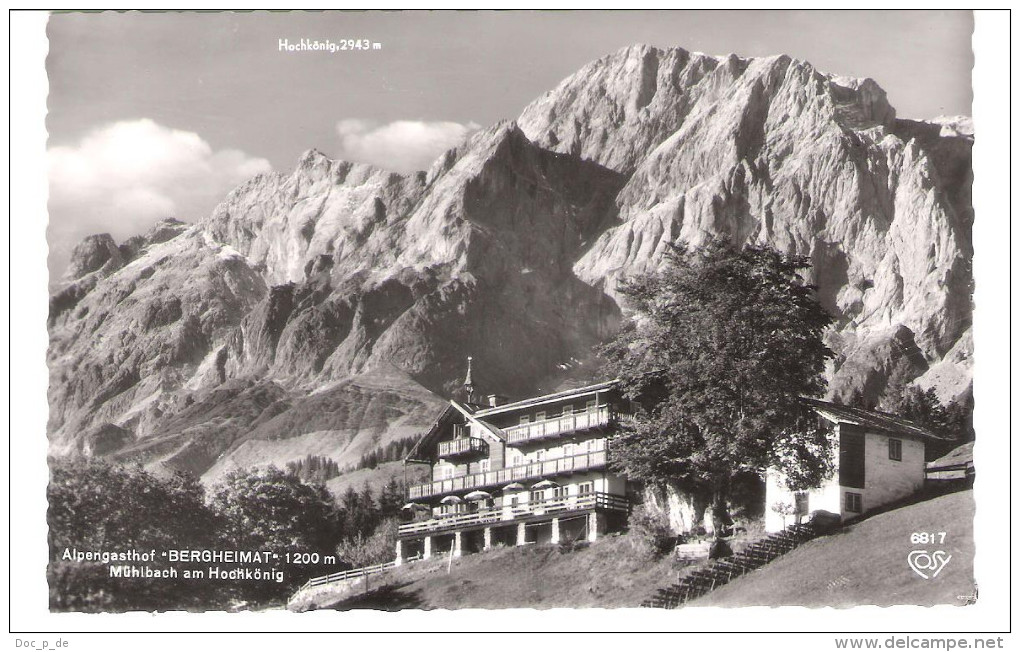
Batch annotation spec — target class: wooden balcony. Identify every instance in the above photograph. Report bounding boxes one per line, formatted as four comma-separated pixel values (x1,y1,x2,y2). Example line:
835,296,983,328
398,492,629,537
503,405,612,445
407,447,608,500
438,437,487,459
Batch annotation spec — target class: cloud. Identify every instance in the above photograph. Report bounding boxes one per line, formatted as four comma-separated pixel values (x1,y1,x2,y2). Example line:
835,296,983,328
47,119,271,279
335,119,480,173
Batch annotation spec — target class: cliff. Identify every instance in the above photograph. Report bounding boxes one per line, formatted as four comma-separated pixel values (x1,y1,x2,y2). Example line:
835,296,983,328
47,45,973,481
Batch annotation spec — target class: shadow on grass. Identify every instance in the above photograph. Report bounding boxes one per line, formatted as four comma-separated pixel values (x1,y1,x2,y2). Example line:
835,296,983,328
331,581,425,611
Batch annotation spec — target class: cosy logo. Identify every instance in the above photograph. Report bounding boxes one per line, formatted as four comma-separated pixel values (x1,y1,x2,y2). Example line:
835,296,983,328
907,550,952,579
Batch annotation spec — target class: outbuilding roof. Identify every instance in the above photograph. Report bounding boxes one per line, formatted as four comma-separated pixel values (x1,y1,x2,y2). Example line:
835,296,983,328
927,441,974,471
802,397,956,442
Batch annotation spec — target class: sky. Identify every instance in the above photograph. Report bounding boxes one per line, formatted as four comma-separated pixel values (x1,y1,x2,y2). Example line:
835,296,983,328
45,10,974,279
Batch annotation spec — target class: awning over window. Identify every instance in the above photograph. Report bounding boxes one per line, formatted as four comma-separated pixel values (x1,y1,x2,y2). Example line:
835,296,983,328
439,495,463,505
464,490,492,500
531,479,559,489
502,482,526,492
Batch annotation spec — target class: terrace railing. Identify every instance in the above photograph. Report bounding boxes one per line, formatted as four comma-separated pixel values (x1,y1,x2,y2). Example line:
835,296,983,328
438,437,487,458
407,447,608,500
397,491,629,537
503,405,612,445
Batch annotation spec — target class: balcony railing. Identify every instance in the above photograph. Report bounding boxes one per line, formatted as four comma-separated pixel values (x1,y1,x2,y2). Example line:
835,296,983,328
398,492,629,537
503,405,613,445
438,437,487,458
407,448,608,500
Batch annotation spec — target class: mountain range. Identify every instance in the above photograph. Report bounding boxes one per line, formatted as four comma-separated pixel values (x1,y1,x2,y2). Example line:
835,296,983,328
47,45,973,487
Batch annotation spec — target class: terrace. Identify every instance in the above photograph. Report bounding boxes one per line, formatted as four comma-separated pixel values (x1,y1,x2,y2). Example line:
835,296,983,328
398,491,629,537
407,447,608,500
438,437,487,459
503,404,613,445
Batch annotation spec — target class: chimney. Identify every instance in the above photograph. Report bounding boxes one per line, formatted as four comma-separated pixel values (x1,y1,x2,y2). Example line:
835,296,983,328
488,394,508,408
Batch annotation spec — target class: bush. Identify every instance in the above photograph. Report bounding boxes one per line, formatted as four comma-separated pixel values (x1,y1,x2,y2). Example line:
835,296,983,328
335,517,400,568
627,505,675,558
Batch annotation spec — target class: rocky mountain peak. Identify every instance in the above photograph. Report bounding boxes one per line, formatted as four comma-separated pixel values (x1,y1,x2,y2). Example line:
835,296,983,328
63,233,123,282
47,45,972,482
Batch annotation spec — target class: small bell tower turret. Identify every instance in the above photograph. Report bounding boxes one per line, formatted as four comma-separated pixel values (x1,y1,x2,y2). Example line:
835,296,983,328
463,356,475,404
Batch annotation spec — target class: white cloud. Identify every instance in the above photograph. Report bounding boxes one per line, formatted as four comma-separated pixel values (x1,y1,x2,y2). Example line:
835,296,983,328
47,119,271,278
335,119,480,173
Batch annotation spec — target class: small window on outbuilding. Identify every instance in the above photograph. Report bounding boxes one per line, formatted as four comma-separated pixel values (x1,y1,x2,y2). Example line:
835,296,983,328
844,492,863,513
888,438,903,461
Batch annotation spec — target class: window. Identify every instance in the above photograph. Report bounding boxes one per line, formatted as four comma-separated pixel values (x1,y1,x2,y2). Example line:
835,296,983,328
844,492,863,513
530,490,545,504
585,400,596,412
563,443,574,458
576,439,590,454
578,482,594,496
562,405,572,416
552,486,567,500
441,464,455,480
508,450,523,467
519,415,530,425
479,459,491,473
535,411,545,422
535,450,545,462
509,496,519,508
888,438,903,461
838,432,866,489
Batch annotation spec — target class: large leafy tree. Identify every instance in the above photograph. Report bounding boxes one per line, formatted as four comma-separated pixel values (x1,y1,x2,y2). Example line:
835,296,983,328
600,240,835,525
47,460,223,611
210,466,340,554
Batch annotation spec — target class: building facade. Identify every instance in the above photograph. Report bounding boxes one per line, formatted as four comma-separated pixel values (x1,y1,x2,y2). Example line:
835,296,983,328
395,376,630,563
765,399,954,532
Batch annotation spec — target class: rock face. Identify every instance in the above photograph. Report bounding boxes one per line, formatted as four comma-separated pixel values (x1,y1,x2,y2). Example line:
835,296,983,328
520,45,972,405
47,45,972,481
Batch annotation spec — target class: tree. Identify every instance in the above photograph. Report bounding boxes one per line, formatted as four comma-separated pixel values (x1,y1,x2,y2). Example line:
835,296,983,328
892,386,949,432
47,460,223,611
209,466,341,603
378,477,406,520
48,459,220,555
335,517,401,568
600,240,835,528
944,389,975,443
210,466,339,554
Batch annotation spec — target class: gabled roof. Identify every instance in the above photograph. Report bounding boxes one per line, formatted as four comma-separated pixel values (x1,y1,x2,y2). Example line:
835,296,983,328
802,397,955,442
472,379,619,418
403,400,506,464
449,400,506,443
403,403,459,464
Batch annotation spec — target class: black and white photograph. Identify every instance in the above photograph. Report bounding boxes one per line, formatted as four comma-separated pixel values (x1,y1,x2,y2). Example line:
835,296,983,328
7,7,1013,642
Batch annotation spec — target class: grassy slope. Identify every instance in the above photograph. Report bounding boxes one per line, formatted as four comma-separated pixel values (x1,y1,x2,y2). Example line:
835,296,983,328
692,489,976,608
325,460,429,498
297,490,975,610
322,534,679,610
